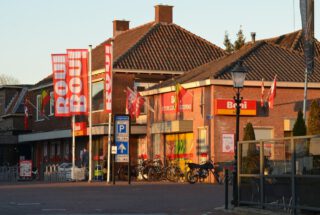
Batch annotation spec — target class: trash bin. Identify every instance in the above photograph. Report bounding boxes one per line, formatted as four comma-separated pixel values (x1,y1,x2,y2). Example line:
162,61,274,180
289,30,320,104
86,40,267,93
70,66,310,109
94,165,103,181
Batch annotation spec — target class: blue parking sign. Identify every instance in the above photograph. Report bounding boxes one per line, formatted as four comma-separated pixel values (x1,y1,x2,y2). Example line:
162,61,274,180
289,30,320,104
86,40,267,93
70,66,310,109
117,124,127,133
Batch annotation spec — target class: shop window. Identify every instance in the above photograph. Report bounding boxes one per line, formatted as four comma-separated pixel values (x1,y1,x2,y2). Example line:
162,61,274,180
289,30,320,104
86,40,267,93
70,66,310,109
49,91,54,116
36,94,44,121
92,81,104,111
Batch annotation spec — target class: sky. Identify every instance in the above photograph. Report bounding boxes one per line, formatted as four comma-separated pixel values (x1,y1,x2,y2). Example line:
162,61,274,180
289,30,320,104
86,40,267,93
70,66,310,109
0,0,319,85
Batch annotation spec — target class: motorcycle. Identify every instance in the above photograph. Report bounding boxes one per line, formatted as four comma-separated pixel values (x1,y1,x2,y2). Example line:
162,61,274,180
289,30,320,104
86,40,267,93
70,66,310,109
186,160,222,184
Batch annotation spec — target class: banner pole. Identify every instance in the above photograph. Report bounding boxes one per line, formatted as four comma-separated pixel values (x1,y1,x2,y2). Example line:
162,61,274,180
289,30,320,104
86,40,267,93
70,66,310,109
88,45,93,182
72,115,75,180
107,40,114,183
303,69,308,120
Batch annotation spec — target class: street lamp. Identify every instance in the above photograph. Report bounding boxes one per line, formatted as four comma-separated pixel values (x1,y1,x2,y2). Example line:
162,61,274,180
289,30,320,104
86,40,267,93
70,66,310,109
230,61,247,206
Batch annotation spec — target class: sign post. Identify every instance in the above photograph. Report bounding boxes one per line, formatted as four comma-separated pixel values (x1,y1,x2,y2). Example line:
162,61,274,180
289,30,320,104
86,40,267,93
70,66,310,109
114,115,131,184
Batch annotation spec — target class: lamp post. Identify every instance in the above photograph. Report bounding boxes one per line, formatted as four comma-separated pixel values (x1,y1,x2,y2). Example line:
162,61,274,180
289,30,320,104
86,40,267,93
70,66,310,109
230,61,247,206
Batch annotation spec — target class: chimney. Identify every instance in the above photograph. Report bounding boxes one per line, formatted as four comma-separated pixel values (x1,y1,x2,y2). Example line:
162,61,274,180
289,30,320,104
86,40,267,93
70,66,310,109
251,32,256,43
113,20,130,37
155,5,173,24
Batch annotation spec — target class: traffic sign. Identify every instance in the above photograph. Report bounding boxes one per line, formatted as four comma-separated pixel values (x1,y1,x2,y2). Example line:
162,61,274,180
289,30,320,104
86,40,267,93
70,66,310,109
114,115,130,163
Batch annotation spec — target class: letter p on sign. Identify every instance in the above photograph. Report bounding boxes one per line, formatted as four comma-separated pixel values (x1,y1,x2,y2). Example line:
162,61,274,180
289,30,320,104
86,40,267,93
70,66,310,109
118,124,126,133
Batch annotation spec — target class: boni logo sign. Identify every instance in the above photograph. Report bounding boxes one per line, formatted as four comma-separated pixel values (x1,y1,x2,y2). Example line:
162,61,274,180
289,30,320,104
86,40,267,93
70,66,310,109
215,99,256,116
114,115,130,162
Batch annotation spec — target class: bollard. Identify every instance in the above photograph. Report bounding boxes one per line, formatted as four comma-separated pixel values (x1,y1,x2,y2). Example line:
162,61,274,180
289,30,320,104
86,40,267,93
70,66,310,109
225,168,229,210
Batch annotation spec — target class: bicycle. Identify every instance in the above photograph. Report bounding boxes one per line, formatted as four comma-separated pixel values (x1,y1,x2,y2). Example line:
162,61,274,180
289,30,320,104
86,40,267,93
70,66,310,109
165,160,184,182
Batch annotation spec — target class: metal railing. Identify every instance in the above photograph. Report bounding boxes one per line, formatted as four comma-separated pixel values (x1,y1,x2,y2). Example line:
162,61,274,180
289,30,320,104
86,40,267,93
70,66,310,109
0,165,18,182
238,135,320,214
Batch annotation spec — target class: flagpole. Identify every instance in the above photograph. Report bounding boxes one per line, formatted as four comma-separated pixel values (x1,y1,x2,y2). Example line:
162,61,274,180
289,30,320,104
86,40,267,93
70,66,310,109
107,40,114,183
72,115,76,180
303,69,308,120
88,45,93,182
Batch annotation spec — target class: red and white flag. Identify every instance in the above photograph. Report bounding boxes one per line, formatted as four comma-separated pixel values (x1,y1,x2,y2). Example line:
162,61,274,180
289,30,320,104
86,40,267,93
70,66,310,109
105,44,112,113
126,87,136,118
260,78,265,107
66,49,89,115
126,87,145,118
52,54,69,117
268,76,277,109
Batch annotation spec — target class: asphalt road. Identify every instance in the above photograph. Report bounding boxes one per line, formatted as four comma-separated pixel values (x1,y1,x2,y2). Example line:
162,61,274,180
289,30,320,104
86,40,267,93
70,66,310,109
0,181,236,215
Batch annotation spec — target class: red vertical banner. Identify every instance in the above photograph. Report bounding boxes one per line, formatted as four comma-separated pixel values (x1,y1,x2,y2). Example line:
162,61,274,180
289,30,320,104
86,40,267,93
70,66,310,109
52,54,69,117
105,44,112,113
67,49,89,115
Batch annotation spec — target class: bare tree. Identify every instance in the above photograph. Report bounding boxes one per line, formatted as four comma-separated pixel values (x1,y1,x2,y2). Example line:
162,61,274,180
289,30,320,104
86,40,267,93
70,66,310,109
0,74,20,85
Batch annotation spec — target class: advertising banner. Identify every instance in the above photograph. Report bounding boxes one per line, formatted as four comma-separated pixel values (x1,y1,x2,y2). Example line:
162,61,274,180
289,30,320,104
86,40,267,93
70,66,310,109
222,133,234,153
52,54,69,116
215,99,256,116
105,44,112,113
67,49,89,115
161,91,192,113
19,160,32,177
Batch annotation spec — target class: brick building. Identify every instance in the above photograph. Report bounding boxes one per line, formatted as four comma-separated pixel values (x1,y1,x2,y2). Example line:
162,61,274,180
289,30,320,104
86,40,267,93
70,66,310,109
0,85,30,165
18,5,226,175
141,34,320,175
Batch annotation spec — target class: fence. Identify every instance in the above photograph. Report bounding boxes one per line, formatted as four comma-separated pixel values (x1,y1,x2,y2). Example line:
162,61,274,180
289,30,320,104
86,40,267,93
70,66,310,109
238,135,320,214
0,165,18,182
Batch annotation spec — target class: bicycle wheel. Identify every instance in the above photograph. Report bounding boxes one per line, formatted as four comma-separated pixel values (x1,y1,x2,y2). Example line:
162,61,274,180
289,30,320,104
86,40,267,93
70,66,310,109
141,166,149,180
148,167,157,181
165,167,174,182
186,170,198,184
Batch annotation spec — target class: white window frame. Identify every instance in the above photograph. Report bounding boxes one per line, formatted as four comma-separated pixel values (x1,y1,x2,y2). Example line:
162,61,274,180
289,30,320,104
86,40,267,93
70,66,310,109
49,91,54,116
36,94,44,121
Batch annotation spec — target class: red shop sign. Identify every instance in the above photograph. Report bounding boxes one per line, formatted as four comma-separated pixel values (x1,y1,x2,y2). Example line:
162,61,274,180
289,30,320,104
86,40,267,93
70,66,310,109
161,92,193,113
215,99,256,116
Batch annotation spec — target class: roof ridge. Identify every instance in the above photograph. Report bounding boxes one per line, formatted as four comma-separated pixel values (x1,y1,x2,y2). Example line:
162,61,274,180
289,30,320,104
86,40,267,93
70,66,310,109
291,30,303,50
172,23,225,54
113,23,160,66
265,41,304,56
214,41,266,79
93,22,156,50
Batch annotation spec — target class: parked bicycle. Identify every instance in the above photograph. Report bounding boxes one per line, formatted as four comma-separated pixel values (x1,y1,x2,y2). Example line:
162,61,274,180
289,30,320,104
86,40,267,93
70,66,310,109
165,160,185,182
147,159,166,181
186,159,222,184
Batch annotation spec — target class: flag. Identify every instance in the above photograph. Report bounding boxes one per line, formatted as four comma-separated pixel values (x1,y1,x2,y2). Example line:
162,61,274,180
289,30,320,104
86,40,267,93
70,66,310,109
105,44,112,113
24,99,29,129
300,0,314,74
135,92,145,118
126,87,136,118
175,83,187,112
52,54,69,117
41,89,50,114
260,78,265,107
126,87,145,118
268,76,277,109
66,49,89,115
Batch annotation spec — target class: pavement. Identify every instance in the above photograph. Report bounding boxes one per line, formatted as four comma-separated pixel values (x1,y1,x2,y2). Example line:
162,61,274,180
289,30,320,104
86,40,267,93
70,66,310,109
0,181,302,215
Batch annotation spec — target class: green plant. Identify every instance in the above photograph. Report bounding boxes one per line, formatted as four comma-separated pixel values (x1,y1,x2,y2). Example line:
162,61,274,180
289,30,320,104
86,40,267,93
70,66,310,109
293,110,307,136
308,100,320,135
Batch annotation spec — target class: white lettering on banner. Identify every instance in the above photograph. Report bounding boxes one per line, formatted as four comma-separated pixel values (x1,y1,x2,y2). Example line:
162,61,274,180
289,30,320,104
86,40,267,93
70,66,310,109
70,95,86,112
56,97,69,114
52,54,70,116
66,49,88,115
105,44,112,113
54,81,68,96
69,77,82,94
226,101,248,109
